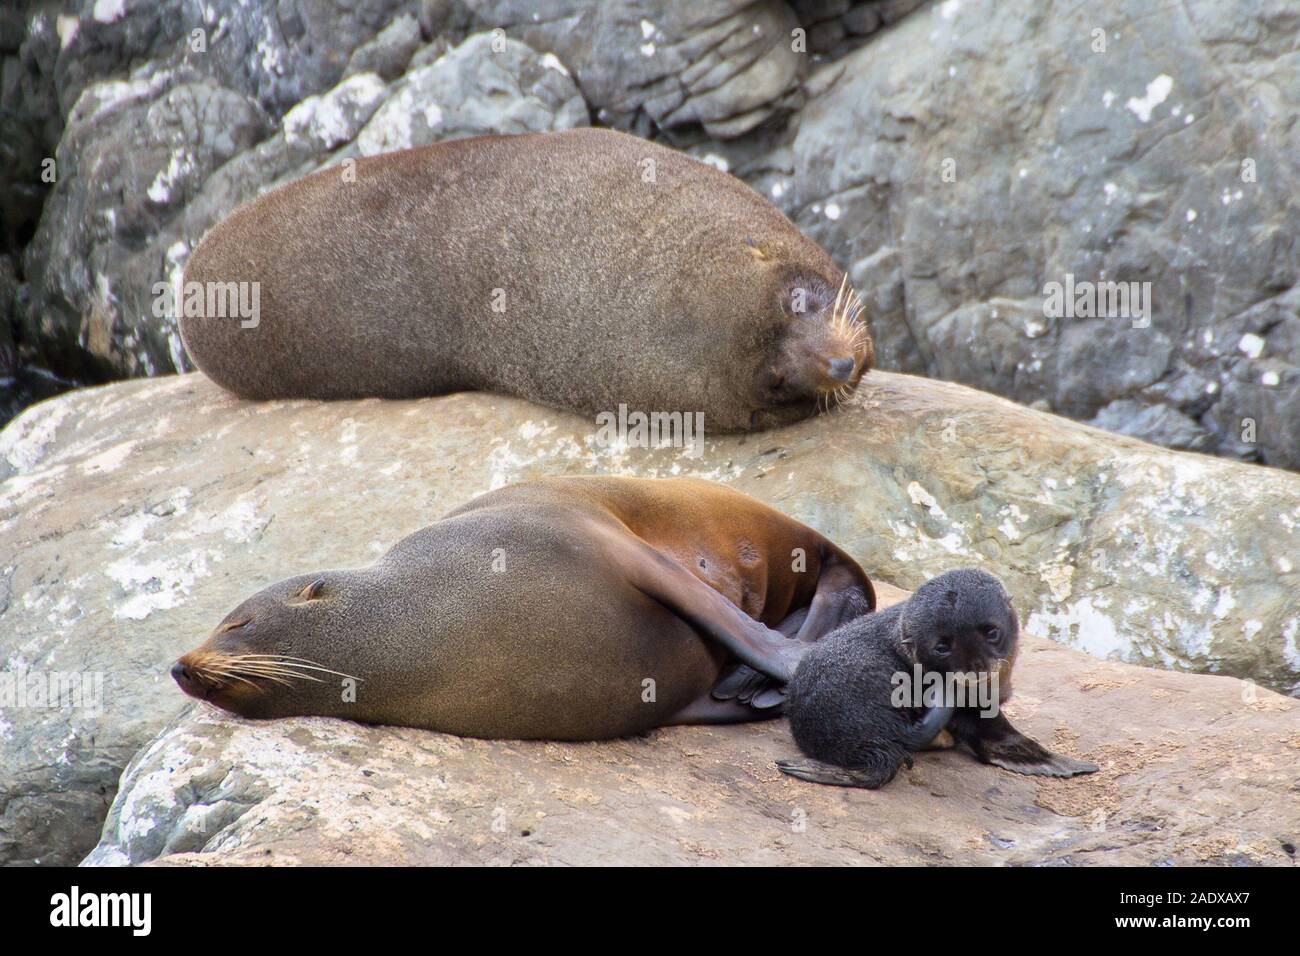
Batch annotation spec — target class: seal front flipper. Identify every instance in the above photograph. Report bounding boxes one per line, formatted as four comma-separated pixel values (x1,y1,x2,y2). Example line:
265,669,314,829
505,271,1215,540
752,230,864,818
776,753,909,790
900,703,956,750
593,520,807,682
962,713,1099,777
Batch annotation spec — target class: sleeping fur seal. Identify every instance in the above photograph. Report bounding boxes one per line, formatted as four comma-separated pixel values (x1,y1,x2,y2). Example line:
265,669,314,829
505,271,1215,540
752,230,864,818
170,476,875,739
178,127,871,431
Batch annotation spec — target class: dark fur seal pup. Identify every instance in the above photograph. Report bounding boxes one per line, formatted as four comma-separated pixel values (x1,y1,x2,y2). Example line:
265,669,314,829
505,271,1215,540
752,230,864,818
179,127,871,431
778,569,1098,789
170,476,875,739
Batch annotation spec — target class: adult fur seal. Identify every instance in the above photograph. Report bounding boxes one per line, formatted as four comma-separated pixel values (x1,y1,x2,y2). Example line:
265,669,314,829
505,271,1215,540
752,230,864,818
170,476,875,739
178,127,871,431
778,569,1099,789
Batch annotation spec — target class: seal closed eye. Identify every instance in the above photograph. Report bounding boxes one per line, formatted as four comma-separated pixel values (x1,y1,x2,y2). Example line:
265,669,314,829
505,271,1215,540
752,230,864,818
170,476,877,740
178,128,873,431
778,569,1099,788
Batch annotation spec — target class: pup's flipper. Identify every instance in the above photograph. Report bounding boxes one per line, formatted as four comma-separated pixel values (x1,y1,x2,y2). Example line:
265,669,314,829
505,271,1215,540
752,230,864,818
968,714,1099,777
899,703,956,750
776,752,908,790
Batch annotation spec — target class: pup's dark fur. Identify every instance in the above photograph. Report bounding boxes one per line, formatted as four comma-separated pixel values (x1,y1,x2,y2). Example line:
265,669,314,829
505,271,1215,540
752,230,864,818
779,569,1098,789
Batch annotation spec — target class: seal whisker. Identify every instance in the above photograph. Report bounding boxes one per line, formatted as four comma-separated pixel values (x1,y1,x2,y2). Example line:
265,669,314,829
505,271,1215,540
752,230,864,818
832,273,848,328
217,673,273,690
191,654,317,687
201,664,299,688
230,654,363,681
187,663,276,691
226,665,320,685
222,661,324,681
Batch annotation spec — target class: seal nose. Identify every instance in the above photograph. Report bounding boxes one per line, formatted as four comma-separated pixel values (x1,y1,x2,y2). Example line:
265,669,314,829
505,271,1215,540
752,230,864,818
171,659,195,691
826,356,856,382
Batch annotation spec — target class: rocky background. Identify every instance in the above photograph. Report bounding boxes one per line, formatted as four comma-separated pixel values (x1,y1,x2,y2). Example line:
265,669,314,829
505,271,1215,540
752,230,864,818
1,0,1298,867
1,0,1297,466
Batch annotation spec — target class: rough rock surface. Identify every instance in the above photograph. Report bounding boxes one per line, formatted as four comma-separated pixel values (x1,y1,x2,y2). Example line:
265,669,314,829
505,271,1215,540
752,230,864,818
3,0,424,383
787,0,1300,467
2,371,1297,864
444,0,806,138
16,24,584,387
82,612,1299,866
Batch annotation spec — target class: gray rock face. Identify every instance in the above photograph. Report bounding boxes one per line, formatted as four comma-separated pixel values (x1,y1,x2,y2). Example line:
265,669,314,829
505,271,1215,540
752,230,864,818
443,0,806,138
16,28,584,386
2,0,421,273
8,0,1294,466
2,371,1297,864
345,13,424,82
788,0,1300,468
52,0,419,121
24,75,271,380
350,32,587,157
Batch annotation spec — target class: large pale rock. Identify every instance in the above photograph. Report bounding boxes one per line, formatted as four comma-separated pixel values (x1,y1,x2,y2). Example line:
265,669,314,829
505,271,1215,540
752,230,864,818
83,625,1299,866
790,0,1300,468
2,371,1297,864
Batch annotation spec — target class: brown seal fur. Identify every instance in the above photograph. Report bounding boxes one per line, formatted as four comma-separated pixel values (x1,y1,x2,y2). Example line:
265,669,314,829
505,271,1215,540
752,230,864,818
178,127,872,431
170,476,876,739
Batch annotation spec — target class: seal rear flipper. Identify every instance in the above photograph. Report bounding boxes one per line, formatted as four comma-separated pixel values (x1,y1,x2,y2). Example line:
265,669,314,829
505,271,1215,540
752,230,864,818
963,714,1099,777
666,690,786,726
750,685,786,709
775,606,809,637
776,753,907,790
594,520,807,682
709,664,787,712
711,663,768,702
709,572,864,709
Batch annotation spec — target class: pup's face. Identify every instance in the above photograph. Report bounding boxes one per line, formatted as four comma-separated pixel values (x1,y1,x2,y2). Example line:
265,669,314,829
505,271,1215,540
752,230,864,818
747,271,874,429
902,569,1020,697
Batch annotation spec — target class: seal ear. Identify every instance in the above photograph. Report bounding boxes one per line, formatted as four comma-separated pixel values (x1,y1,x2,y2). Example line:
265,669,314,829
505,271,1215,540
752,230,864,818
291,578,327,603
744,236,771,262
898,623,918,666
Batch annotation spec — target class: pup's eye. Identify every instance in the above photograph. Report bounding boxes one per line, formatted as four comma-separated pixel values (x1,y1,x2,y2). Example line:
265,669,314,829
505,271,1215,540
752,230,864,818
932,642,951,658
984,626,1002,645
